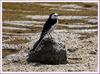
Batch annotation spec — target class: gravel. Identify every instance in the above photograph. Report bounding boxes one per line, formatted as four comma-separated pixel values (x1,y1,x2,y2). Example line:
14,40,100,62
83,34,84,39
2,31,98,72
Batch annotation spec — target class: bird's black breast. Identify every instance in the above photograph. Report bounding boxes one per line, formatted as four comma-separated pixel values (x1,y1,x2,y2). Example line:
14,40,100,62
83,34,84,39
40,18,57,37
45,19,57,29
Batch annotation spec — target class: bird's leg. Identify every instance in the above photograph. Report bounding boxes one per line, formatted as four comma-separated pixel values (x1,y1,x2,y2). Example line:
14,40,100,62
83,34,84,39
48,33,53,39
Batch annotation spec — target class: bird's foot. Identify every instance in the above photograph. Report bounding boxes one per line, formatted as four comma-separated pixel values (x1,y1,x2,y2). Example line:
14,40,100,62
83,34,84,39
48,34,53,39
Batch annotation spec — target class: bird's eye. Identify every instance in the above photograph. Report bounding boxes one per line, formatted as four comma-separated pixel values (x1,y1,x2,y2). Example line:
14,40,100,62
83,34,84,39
54,15,57,17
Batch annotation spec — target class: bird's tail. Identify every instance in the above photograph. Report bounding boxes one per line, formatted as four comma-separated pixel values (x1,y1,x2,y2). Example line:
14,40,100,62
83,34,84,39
31,36,44,53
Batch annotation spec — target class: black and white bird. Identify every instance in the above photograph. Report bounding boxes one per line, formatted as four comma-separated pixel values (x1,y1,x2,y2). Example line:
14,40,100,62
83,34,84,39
32,13,59,52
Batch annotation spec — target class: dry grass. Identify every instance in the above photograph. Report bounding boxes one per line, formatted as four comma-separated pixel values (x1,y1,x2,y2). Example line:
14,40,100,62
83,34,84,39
3,27,42,33
59,19,88,24
3,2,97,20
57,25,98,30
3,39,30,44
2,37,9,40
45,2,97,7
2,49,18,58
3,24,34,29
3,10,97,21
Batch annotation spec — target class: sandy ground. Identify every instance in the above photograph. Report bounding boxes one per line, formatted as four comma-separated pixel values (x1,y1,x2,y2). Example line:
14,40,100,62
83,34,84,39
2,30,98,72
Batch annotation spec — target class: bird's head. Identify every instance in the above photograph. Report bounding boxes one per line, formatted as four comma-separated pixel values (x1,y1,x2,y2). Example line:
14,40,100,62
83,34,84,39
49,13,59,20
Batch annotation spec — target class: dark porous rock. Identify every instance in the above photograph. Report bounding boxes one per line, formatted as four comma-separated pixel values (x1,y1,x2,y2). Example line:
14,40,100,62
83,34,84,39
27,38,67,65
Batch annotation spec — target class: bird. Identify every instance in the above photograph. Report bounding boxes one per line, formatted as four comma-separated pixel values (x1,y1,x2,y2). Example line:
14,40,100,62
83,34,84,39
31,13,59,53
